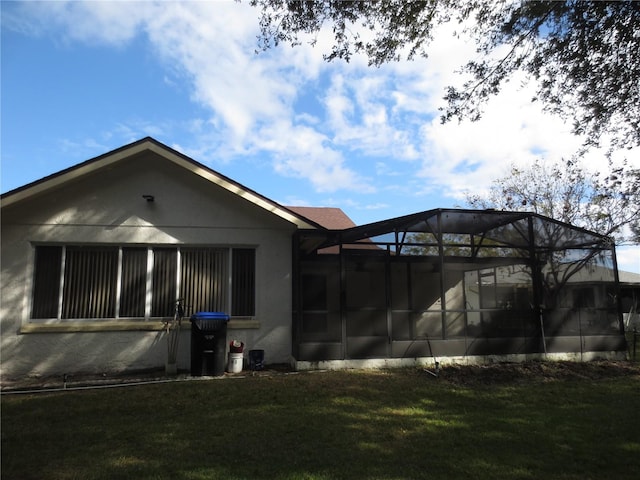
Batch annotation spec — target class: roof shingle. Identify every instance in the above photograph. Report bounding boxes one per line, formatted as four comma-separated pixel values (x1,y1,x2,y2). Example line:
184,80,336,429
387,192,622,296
286,206,357,230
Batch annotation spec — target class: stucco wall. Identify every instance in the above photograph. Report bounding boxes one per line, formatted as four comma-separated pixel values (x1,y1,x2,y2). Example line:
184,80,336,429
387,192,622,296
1,151,297,380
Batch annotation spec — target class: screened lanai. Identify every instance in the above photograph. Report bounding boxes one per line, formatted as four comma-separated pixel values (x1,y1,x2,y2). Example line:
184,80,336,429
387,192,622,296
292,209,626,363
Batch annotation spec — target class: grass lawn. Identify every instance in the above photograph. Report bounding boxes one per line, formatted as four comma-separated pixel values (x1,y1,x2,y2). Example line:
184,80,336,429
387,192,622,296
627,330,640,361
2,362,639,480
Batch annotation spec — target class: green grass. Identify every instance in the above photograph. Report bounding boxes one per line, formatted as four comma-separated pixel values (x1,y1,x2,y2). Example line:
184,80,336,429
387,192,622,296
2,364,640,480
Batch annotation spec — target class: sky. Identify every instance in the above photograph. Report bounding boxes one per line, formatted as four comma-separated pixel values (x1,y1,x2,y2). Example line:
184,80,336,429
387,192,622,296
1,0,639,274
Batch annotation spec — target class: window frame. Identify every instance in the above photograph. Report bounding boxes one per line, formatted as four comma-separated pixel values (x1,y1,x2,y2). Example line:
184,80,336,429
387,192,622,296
30,244,256,321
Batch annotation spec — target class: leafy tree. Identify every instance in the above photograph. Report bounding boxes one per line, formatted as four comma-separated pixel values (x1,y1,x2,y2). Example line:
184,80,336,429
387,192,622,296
250,0,640,151
466,158,640,246
458,157,638,316
464,157,639,315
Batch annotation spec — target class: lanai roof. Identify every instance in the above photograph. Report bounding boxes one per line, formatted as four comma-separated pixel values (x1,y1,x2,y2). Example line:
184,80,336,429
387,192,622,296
297,208,613,253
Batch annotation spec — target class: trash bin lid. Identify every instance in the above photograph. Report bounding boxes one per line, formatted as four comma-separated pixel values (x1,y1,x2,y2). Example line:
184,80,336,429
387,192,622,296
190,312,229,331
190,312,229,320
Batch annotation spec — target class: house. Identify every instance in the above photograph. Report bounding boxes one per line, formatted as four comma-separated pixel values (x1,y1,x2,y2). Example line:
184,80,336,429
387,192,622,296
0,138,629,381
0,138,321,379
619,270,640,330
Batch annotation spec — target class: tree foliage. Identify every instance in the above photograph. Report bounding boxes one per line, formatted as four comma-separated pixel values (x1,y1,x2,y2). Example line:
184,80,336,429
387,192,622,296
462,159,638,308
250,0,640,151
465,158,640,246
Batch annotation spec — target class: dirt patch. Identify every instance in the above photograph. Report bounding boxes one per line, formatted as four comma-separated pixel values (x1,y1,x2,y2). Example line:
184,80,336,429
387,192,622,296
433,360,640,386
0,364,297,392
3,360,639,392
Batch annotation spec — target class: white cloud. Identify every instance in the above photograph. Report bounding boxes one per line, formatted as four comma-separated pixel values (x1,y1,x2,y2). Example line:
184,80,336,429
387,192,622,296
416,78,584,201
257,121,373,193
382,22,635,204
13,0,152,46
321,197,389,213
8,0,639,205
617,246,640,275
140,2,298,145
322,69,423,160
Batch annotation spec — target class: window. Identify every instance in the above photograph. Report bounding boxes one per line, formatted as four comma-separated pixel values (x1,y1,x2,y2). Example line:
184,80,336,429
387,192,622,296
63,246,118,318
31,245,255,320
31,246,62,318
231,249,255,316
120,247,147,317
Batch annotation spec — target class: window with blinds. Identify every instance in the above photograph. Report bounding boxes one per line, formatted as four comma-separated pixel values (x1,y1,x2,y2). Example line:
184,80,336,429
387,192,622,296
31,245,256,320
62,246,118,318
119,247,147,317
181,248,228,314
232,248,255,316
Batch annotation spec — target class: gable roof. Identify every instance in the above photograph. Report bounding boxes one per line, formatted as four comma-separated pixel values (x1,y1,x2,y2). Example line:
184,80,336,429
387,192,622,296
1,137,323,230
286,206,356,230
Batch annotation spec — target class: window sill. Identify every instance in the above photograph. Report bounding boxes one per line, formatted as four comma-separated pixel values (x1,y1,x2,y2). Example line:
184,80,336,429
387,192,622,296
20,318,261,333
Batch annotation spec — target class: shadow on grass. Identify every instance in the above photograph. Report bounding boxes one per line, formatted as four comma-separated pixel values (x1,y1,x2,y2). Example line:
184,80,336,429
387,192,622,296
2,367,639,480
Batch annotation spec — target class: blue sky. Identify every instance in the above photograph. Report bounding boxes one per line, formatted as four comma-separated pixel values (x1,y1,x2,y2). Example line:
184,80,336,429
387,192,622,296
2,1,638,273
